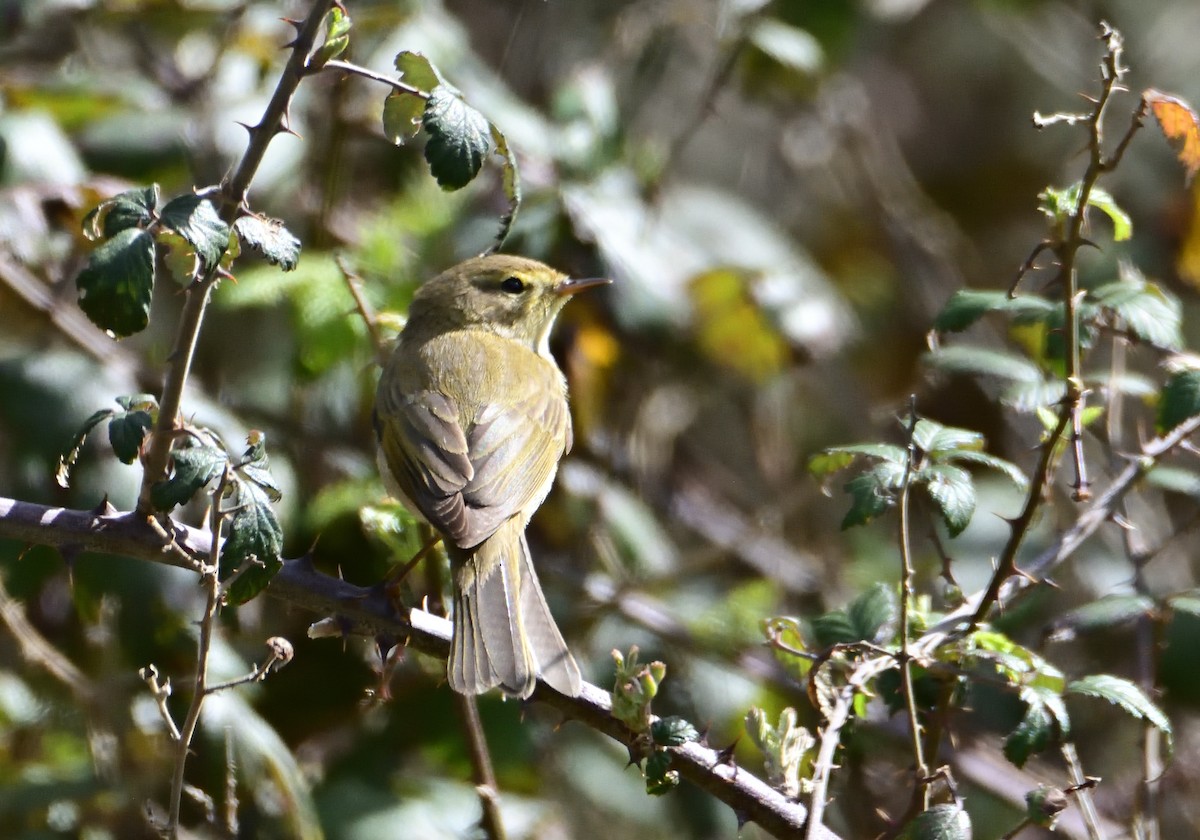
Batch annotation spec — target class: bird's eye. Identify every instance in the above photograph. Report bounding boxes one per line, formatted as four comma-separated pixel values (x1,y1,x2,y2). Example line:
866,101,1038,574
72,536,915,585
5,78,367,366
500,276,525,294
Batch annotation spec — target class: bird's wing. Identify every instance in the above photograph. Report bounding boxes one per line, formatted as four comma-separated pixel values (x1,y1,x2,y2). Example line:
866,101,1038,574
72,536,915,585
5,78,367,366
376,336,570,549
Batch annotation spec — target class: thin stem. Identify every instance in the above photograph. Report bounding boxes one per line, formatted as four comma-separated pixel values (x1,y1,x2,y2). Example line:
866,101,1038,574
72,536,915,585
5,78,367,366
805,685,854,840
456,694,507,840
1061,742,1105,840
322,58,428,97
897,403,929,806
137,0,334,514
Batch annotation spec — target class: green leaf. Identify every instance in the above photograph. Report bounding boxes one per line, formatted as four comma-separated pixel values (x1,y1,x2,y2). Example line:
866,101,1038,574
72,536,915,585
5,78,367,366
811,609,857,648
921,463,975,537
310,5,351,69
1004,695,1056,768
220,479,283,604
847,582,897,644
56,408,115,488
489,122,520,251
933,289,1056,332
233,214,300,271
422,86,491,190
939,449,1028,489
1158,368,1200,433
922,422,985,456
151,443,227,511
76,227,156,337
924,346,1042,383
82,185,159,240
393,50,441,91
841,462,903,529
651,716,700,747
1004,377,1067,414
1047,594,1155,641
809,443,906,483
383,91,427,144
159,194,229,270
1146,465,1200,497
107,408,153,464
1092,268,1182,350
1067,674,1173,751
1086,186,1133,241
898,804,972,840
643,751,678,796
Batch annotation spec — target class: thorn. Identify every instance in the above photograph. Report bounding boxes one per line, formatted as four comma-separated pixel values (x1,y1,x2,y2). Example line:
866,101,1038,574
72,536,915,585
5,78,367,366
734,809,751,830
1111,512,1135,530
279,16,303,33
714,739,739,768
1078,237,1102,252
91,495,118,517
234,121,256,136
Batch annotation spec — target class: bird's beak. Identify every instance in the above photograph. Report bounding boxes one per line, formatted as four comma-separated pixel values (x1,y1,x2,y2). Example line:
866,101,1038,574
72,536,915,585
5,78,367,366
556,276,612,297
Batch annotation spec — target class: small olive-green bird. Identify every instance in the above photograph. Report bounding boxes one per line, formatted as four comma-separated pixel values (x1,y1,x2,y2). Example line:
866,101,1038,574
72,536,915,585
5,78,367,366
374,254,606,698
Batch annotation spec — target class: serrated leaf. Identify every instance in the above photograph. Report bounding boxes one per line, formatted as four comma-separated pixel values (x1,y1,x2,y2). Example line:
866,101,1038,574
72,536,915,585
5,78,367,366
220,479,283,604
809,443,907,480
1087,186,1133,242
76,227,156,337
107,409,153,464
422,86,491,190
925,346,1043,382
151,444,227,510
159,194,229,270
233,214,300,271
1092,268,1182,350
1158,368,1200,433
1003,377,1066,413
899,804,972,840
489,122,520,251
1067,674,1172,751
393,50,441,91
652,716,700,747
922,463,975,537
841,463,901,529
643,751,678,796
1004,696,1055,768
933,289,1057,332
1047,595,1155,642
847,582,897,644
383,92,426,145
56,408,115,488
940,449,1028,490
923,422,985,456
811,609,857,648
310,6,351,70
82,185,158,240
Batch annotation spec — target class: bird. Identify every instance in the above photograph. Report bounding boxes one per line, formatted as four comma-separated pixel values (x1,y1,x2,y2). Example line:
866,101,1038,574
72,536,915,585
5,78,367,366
374,254,607,698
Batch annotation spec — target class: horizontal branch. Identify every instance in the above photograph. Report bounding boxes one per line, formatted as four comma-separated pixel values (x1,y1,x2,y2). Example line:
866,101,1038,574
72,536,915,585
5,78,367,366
0,494,831,840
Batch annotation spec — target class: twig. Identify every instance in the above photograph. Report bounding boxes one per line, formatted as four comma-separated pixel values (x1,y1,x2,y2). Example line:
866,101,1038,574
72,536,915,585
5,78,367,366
0,496,833,840
335,254,387,363
805,684,854,840
322,58,427,97
1061,742,1105,840
136,0,335,514
0,574,99,705
224,728,239,838
140,664,182,742
456,694,507,840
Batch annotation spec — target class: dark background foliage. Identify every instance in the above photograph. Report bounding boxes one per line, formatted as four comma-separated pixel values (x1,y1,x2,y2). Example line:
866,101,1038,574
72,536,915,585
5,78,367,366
2,0,1200,838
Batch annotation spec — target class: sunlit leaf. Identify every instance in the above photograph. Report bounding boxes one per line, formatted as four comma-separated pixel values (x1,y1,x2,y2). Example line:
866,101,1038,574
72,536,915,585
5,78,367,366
82,185,158,240
1046,594,1154,642
746,18,822,75
933,289,1057,333
841,461,904,529
921,462,974,537
75,227,156,337
159,194,229,271
940,449,1027,490
489,122,520,251
393,50,441,92
1168,590,1200,617
651,716,700,747
811,609,857,648
1145,464,1200,497
56,408,114,488
422,86,491,190
1085,187,1132,242
383,92,426,144
151,443,227,510
690,269,789,383
233,214,300,271
1091,265,1182,350
1146,89,1200,184
1067,674,1172,752
310,5,351,70
221,479,283,604
925,346,1042,383
898,803,971,840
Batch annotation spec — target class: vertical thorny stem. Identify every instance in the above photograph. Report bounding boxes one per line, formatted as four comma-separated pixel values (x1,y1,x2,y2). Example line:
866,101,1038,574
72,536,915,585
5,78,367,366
897,401,929,810
969,23,1148,630
136,0,334,514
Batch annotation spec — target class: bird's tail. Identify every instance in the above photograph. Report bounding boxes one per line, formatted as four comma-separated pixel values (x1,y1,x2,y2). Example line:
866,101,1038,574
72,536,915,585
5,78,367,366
448,518,582,698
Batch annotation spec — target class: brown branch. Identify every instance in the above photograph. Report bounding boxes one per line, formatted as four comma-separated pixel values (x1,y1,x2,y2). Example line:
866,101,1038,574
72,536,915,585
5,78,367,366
0,495,833,840
456,695,507,840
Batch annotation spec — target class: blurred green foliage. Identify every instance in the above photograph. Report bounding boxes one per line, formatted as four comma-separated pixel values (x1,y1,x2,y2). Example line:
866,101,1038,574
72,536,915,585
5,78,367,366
3,1,1200,839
